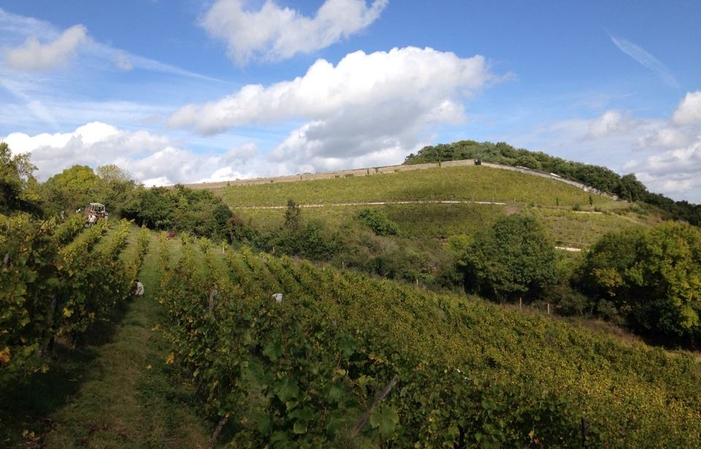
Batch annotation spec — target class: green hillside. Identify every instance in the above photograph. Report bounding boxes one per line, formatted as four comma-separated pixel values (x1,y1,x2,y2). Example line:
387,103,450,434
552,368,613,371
218,164,655,248
3,154,700,447
156,237,701,447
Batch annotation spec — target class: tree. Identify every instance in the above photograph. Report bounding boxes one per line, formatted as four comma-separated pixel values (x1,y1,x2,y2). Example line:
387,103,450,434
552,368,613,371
616,173,648,202
0,142,40,214
42,165,103,214
96,164,138,215
461,215,557,302
580,222,701,347
356,209,399,236
135,187,175,229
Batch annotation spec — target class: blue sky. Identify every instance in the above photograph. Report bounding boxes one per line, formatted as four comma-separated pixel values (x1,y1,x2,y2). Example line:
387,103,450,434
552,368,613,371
1,0,700,202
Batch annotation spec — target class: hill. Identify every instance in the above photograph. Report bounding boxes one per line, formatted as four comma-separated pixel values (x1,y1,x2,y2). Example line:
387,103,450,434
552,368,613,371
404,140,701,225
206,163,657,249
155,235,701,447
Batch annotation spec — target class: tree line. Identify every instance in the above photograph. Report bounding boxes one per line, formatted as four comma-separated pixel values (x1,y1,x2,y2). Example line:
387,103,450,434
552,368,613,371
0,142,239,242
404,140,701,225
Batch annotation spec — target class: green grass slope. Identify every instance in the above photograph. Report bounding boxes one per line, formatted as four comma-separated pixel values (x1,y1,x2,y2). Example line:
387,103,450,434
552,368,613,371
217,165,656,248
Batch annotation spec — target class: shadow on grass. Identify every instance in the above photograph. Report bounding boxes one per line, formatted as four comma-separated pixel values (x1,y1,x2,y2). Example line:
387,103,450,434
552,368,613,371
0,299,132,448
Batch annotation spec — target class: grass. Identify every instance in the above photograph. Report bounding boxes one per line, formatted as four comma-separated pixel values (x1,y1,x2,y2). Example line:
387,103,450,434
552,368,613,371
221,165,616,207
0,227,212,449
220,165,660,249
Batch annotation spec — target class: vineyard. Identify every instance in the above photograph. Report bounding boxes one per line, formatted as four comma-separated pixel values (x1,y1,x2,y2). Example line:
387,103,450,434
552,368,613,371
3,217,701,447
156,235,701,448
0,214,149,386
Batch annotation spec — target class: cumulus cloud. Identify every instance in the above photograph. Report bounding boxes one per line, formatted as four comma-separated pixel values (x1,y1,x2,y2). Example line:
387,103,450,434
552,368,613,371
625,139,701,201
610,35,680,88
672,91,701,125
170,46,490,134
1,122,267,186
3,122,170,179
3,24,88,70
586,110,632,138
200,0,388,65
169,46,490,173
635,126,691,149
613,92,701,203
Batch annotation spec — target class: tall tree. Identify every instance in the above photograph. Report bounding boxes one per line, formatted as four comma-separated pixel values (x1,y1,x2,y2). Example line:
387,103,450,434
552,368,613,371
42,165,103,214
96,164,138,215
284,199,302,232
581,222,701,346
616,173,648,202
0,142,40,214
461,214,557,302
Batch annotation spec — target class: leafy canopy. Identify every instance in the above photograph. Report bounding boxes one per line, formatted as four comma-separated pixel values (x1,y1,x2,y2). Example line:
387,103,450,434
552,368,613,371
462,214,557,301
581,221,701,345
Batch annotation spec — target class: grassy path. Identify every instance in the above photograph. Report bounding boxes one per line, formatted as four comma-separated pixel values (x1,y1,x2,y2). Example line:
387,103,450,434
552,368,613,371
39,234,211,448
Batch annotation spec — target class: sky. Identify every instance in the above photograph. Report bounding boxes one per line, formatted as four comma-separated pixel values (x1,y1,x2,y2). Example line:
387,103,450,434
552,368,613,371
1,0,700,203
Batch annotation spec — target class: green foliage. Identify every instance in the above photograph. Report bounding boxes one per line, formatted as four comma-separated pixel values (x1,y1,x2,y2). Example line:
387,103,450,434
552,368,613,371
95,164,138,215
156,242,701,447
616,173,648,202
272,217,342,261
39,163,138,220
462,214,557,301
125,185,237,242
283,198,301,232
355,208,399,236
42,165,103,215
0,215,141,384
581,221,701,347
0,142,41,215
404,139,701,224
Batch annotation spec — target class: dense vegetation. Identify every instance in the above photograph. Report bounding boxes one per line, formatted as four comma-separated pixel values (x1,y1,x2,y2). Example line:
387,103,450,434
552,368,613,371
0,142,42,215
404,140,701,225
3,138,701,445
580,221,701,347
157,236,701,447
0,215,149,385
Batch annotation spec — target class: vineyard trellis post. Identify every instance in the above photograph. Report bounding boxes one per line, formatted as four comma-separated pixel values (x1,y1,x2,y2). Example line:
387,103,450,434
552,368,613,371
351,375,399,438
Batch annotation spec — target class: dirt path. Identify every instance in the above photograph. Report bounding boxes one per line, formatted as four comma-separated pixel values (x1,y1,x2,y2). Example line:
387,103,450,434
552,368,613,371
236,199,508,210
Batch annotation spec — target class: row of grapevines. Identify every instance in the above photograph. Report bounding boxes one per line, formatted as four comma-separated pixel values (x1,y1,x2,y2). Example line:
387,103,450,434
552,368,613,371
0,216,145,383
156,241,701,448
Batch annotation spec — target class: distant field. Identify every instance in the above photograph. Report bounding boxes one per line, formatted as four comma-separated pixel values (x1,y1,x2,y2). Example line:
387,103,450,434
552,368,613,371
216,165,655,248
220,165,612,207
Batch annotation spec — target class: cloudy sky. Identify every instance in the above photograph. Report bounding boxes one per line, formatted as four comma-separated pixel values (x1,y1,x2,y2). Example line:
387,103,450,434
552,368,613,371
1,1,700,202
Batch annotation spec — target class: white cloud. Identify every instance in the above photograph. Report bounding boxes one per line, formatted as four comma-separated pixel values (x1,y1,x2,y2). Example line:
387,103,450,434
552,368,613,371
3,24,88,71
586,110,631,138
625,139,701,202
672,91,701,125
170,46,490,134
142,176,171,188
635,126,691,149
1,122,269,187
3,122,171,180
268,120,411,175
169,46,491,175
610,35,680,88
200,0,388,65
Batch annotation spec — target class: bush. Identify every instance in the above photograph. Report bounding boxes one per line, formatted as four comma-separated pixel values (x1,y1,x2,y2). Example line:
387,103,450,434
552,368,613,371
355,209,399,236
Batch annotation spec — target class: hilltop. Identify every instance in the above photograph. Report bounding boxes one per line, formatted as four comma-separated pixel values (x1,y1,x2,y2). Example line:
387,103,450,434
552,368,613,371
196,162,658,249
